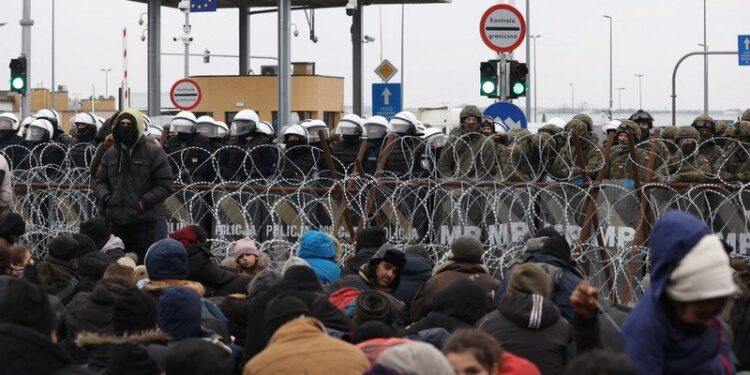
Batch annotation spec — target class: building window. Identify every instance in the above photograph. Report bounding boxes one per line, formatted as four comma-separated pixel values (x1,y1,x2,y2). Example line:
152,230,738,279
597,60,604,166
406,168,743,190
225,112,238,123
323,112,337,128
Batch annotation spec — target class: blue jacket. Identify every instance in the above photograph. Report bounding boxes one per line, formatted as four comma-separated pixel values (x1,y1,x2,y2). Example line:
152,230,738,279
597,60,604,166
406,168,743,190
298,231,341,284
623,211,735,375
393,254,433,324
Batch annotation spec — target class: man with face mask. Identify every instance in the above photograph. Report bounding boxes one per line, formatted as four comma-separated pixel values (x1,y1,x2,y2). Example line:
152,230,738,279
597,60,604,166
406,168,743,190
18,118,65,177
279,124,320,182
196,115,225,150
35,108,71,146
505,129,557,182
717,121,750,183
0,113,25,169
549,119,604,181
219,109,277,181
94,108,174,263
437,106,496,180
655,126,712,184
629,109,671,168
691,115,726,178
604,120,648,180
163,111,215,183
69,112,99,170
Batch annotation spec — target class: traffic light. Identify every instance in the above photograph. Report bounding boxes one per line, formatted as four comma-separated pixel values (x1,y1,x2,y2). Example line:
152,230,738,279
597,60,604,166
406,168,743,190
203,48,210,64
506,60,528,99
9,57,27,94
479,60,500,98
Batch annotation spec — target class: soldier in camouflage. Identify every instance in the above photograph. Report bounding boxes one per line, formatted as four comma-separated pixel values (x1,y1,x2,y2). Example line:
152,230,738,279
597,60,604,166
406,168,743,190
660,126,678,155
655,126,712,184
505,129,556,182
437,106,496,179
549,119,604,181
629,109,670,169
717,121,750,183
691,114,726,180
605,120,649,180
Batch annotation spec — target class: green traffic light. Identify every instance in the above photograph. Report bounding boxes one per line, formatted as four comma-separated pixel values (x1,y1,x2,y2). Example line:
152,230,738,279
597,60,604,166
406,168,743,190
512,82,526,95
10,77,25,90
481,80,496,95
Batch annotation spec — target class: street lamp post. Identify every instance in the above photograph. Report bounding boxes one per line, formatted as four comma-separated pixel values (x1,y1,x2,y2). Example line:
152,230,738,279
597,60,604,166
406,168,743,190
603,15,613,120
635,74,645,109
569,83,575,113
100,68,112,99
702,0,708,114
616,87,626,111
530,35,541,122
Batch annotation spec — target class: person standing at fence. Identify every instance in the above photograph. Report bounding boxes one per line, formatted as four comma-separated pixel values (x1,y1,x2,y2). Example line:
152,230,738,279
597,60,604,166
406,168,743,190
221,109,277,181
623,211,737,375
629,110,670,168
654,126,711,184
550,119,604,182
95,108,174,264
605,121,648,181
69,112,100,171
0,112,25,170
691,115,726,180
717,121,750,183
437,106,496,180
330,114,376,176
164,111,216,183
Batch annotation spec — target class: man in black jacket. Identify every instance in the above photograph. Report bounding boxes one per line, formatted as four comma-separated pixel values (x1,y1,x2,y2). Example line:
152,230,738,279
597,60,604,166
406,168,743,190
95,108,174,263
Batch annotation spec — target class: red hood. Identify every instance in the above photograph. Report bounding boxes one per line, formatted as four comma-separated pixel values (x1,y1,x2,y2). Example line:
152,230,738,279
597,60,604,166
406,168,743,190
169,226,198,247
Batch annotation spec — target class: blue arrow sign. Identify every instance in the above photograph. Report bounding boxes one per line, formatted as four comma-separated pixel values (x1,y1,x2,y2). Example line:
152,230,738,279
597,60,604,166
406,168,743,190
739,35,750,66
483,101,527,129
372,83,402,119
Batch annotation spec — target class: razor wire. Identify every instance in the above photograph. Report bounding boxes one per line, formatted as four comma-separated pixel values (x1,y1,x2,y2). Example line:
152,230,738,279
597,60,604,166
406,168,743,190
5,133,750,304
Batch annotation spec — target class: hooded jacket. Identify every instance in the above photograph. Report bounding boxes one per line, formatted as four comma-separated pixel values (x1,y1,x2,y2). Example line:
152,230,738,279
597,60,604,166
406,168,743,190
478,294,573,375
64,281,131,343
623,211,735,375
406,278,489,335
392,253,433,324
76,329,171,372
244,317,369,375
0,322,92,375
95,108,174,225
329,245,406,294
297,231,341,284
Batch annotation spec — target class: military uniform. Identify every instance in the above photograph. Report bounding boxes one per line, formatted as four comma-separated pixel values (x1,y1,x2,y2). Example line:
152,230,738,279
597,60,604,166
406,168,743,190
550,119,604,181
505,132,555,182
605,122,648,180
655,126,712,183
717,121,750,183
438,106,497,180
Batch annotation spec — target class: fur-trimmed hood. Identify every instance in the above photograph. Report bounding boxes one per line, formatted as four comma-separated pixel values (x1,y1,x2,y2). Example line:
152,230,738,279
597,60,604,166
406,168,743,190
141,279,206,297
76,329,171,348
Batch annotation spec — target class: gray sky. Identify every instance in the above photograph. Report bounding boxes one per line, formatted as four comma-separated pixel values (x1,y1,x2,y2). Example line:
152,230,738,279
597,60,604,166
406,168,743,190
2,0,750,113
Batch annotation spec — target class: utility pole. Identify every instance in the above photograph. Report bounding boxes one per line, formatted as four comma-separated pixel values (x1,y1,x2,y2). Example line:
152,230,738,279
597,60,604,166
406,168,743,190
20,0,33,118
569,82,575,113
616,87,626,111
702,0,708,114
51,0,56,109
530,35,541,122
635,74,645,109
603,15,613,120
101,68,112,99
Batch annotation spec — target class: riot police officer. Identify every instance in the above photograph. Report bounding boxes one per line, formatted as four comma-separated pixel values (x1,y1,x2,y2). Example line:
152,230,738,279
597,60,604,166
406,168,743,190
220,109,276,181
35,108,71,146
163,111,215,183
329,114,376,176
0,113,25,169
196,115,226,149
69,112,100,170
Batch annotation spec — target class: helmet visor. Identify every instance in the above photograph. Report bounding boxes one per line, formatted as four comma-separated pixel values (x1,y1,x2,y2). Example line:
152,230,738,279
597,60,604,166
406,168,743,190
692,119,715,129
26,126,46,142
630,112,653,123
390,121,414,135
196,123,218,138
230,120,256,136
171,118,195,133
0,119,14,130
364,124,387,139
337,122,361,136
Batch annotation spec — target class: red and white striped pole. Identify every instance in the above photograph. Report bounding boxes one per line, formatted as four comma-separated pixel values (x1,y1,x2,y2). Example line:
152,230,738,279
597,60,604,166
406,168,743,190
122,27,129,107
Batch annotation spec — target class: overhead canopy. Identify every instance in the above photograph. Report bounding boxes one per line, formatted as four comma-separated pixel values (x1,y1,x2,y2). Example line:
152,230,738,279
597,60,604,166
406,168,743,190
123,0,450,8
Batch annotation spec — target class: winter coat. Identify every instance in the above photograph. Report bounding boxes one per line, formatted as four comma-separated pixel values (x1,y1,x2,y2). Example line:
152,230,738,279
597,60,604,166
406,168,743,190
244,277,351,360
64,281,131,342
220,134,277,180
478,294,573,375
34,261,80,304
717,145,750,182
94,109,174,225
163,133,215,183
243,317,369,375
297,231,341,285
342,246,379,276
411,261,499,322
76,329,170,373
550,137,604,180
406,278,490,335
437,128,497,179
0,322,94,375
329,139,377,176
623,211,736,375
392,254,433,324
654,148,712,183
497,254,585,322
571,300,629,354
381,136,428,179
219,294,251,345
605,144,649,180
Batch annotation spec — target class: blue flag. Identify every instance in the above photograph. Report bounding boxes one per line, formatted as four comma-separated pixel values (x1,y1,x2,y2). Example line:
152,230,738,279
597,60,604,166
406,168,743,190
190,0,217,12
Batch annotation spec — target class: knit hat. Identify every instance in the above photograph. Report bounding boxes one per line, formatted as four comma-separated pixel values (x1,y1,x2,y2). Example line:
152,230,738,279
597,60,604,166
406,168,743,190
80,218,111,250
281,256,310,275
375,341,455,375
144,238,188,281
46,234,79,269
113,286,158,334
164,339,234,375
405,245,432,262
159,286,203,341
106,343,160,375
0,213,25,243
356,226,388,251
233,238,260,259
666,234,737,302
0,276,56,335
264,294,310,337
247,268,282,299
450,235,484,263
282,265,323,292
355,290,395,325
77,251,117,280
507,263,553,298
73,233,99,258
353,320,395,344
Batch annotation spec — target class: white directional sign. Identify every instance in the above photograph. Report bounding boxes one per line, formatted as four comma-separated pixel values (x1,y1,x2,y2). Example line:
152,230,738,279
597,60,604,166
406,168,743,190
374,59,398,83
170,78,202,110
479,4,526,53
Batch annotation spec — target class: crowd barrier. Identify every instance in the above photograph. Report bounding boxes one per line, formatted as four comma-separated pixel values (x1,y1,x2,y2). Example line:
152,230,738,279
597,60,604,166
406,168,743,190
5,131,750,304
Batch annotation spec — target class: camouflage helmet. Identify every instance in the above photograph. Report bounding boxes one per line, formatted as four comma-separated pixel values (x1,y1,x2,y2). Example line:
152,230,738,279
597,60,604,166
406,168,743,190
629,110,655,127
741,108,750,122
660,126,678,141
691,114,715,130
572,113,593,132
538,123,562,137
616,119,641,141
715,120,729,136
459,106,483,123
675,125,700,142
734,121,750,137
507,128,532,139
564,119,589,136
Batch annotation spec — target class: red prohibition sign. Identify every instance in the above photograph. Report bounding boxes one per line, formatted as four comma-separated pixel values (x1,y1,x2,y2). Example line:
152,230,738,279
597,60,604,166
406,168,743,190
479,4,527,53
